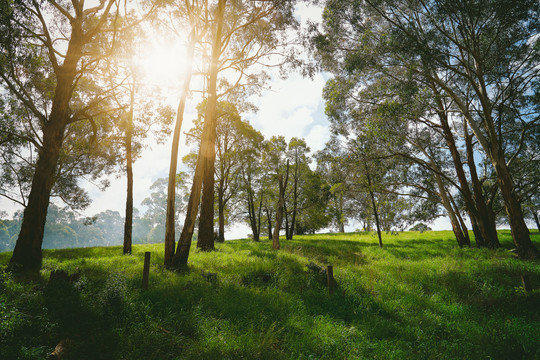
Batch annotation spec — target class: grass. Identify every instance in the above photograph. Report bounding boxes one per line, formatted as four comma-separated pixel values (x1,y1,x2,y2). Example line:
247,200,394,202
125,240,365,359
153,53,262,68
1,230,539,359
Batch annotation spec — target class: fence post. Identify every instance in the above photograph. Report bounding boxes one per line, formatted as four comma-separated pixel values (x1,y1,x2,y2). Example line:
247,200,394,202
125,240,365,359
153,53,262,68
142,252,151,290
327,265,335,295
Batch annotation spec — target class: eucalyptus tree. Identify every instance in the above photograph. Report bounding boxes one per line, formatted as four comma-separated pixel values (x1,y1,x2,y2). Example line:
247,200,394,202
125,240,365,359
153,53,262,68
312,0,540,258
107,43,175,255
290,167,330,235
141,173,189,244
237,122,266,241
172,0,298,266
284,138,310,240
183,100,255,243
0,1,150,271
265,136,289,249
162,0,209,266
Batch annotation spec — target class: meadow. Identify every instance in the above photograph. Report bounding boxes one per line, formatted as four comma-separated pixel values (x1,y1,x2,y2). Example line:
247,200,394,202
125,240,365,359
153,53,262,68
1,230,539,359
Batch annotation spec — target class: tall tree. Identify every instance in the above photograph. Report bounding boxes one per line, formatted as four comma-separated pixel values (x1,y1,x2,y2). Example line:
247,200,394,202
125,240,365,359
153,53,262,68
1,1,137,271
238,126,265,241
313,0,540,258
183,100,256,242
172,0,297,266
163,0,208,266
284,138,310,240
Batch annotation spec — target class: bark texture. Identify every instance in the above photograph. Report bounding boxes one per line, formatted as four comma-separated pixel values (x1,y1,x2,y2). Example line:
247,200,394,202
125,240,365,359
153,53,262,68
197,0,227,251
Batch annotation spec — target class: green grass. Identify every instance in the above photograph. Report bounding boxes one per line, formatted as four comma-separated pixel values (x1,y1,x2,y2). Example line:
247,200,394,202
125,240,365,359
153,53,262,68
1,231,539,359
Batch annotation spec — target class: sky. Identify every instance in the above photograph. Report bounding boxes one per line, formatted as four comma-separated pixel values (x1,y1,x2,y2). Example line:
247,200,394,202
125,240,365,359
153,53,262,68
0,2,455,238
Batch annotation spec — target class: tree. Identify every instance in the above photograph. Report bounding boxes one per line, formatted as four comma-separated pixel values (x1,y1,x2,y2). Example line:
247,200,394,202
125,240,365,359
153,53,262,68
184,100,256,242
163,0,209,266
172,0,297,267
291,168,330,235
312,0,540,258
106,44,174,255
284,138,310,240
264,136,290,249
238,126,266,241
142,174,189,243
1,1,137,271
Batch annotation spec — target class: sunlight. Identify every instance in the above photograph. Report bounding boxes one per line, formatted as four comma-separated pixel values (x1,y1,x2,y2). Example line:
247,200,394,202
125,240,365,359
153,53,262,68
134,40,189,89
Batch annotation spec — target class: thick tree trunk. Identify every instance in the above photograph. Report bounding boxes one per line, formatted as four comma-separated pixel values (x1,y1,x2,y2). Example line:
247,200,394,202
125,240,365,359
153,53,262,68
10,25,84,272
10,125,65,271
171,154,204,268
164,35,196,265
464,122,499,248
197,0,226,252
339,221,345,233
492,148,539,258
123,86,134,255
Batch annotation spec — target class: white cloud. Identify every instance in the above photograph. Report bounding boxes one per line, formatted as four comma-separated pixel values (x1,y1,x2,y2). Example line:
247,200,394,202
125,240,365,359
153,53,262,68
250,72,326,141
305,124,331,153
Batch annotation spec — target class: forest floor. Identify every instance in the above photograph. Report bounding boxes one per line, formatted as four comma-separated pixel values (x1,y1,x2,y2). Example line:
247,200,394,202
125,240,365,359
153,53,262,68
1,230,539,359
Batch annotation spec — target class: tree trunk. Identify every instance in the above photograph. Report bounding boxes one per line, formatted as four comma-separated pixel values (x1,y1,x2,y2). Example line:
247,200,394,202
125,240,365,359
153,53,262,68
492,148,538,258
256,190,263,241
197,0,227,252
448,192,471,245
464,121,500,248
123,84,135,255
273,160,289,249
246,177,260,241
284,202,290,240
266,208,273,240
217,185,225,243
363,160,382,248
171,154,203,268
533,210,540,233
289,161,299,239
164,33,197,266
10,25,84,272
433,89,488,247
10,124,65,271
339,221,345,233
475,63,536,257
434,171,469,247
435,69,536,257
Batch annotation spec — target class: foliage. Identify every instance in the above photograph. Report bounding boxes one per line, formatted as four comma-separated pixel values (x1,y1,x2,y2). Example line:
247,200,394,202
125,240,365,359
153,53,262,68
1,231,539,359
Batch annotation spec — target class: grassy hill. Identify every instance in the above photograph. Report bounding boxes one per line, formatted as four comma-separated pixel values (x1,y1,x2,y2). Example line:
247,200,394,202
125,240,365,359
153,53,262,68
1,231,539,359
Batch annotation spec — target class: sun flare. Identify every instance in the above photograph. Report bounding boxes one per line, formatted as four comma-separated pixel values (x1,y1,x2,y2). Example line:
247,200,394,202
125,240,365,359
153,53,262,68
135,40,189,89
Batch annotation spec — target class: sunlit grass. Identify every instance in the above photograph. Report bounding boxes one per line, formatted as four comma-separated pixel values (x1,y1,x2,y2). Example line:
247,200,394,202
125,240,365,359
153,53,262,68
1,230,539,359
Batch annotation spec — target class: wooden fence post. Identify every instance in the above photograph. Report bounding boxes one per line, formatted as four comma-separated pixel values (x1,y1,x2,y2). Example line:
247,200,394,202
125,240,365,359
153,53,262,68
327,265,335,295
142,252,151,290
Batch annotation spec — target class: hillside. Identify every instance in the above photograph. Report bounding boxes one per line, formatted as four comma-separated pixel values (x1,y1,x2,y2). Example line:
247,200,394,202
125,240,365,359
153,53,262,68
1,231,539,359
